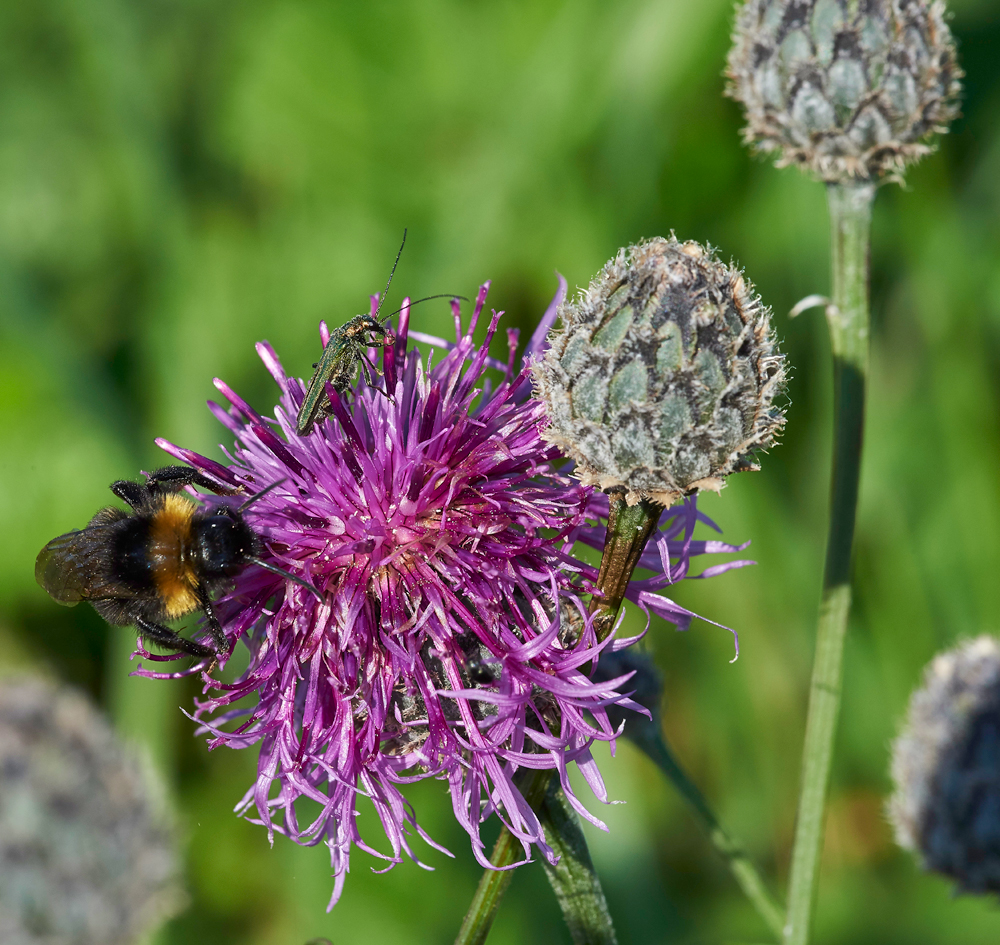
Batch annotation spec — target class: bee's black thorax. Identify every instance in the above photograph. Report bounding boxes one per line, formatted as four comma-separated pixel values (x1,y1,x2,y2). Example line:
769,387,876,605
190,512,259,580
92,495,260,618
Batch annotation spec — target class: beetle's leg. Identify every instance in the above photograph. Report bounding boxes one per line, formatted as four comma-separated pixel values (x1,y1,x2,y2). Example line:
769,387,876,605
359,349,384,379
357,351,393,401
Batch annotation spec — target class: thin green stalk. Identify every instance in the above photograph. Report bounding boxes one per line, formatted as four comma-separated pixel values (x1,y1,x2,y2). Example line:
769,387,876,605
538,778,618,945
454,490,661,943
454,769,551,945
782,180,874,945
588,489,664,642
631,724,784,939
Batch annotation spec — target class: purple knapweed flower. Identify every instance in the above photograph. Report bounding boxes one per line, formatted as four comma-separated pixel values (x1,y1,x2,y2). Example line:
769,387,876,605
148,281,749,907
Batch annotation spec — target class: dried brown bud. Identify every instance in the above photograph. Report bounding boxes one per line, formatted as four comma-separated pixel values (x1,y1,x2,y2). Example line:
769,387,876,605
726,0,962,183
531,237,786,506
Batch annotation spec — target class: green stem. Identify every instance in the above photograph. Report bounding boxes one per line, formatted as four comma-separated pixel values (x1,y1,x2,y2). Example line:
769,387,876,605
782,180,874,945
538,779,618,945
631,723,784,939
454,769,552,945
455,491,663,943
589,489,664,642
592,493,783,933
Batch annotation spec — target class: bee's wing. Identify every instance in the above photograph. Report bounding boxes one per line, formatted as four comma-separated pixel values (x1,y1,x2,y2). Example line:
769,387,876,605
35,527,132,605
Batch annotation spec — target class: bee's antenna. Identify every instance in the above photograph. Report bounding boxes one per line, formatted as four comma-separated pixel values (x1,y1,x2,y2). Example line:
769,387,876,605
373,229,407,322
247,556,324,603
382,294,471,324
233,481,324,601
236,478,287,513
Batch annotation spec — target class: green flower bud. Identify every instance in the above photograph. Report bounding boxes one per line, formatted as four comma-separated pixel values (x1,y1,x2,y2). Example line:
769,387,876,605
726,0,962,183
890,636,1000,895
532,237,786,506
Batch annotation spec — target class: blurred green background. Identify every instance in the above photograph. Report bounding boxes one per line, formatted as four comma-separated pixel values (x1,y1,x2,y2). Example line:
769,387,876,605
2,0,1000,942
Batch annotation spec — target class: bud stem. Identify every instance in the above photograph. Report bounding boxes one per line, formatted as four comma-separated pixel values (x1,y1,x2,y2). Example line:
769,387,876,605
588,488,664,641
592,490,785,936
783,180,874,945
456,482,788,941
632,722,785,938
588,490,784,935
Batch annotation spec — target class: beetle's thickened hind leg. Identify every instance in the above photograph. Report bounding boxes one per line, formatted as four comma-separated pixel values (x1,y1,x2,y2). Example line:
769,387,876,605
134,615,215,659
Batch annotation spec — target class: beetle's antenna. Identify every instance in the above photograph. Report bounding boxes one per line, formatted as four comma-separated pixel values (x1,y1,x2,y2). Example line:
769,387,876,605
373,229,407,322
381,294,471,324
247,556,324,602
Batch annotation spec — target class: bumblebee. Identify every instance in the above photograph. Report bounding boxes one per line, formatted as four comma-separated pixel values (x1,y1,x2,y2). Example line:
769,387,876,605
35,465,320,661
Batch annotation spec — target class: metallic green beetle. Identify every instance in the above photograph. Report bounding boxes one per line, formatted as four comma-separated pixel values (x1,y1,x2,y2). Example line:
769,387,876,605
295,313,394,436
296,231,465,436
296,232,406,436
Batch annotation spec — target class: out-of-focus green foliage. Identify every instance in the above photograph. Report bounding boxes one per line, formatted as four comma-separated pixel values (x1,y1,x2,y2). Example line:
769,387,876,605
2,0,1000,942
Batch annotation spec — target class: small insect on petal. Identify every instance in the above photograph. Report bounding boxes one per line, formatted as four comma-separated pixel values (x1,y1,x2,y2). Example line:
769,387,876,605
297,314,395,436
297,233,408,436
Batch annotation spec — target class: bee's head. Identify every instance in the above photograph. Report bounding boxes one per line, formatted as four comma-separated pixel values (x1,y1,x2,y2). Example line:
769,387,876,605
192,510,257,578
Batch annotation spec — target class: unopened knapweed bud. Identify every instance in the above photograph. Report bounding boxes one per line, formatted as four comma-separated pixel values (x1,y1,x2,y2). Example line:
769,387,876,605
726,0,962,183
0,676,183,944
889,636,1000,895
532,237,786,506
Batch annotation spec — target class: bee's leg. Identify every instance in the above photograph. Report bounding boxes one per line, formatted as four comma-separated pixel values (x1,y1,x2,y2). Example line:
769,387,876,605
195,586,231,655
145,466,241,496
134,615,215,660
111,467,238,509
111,479,149,511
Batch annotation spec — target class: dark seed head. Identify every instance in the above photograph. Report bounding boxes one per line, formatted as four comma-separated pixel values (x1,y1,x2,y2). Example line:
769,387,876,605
890,636,1000,895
